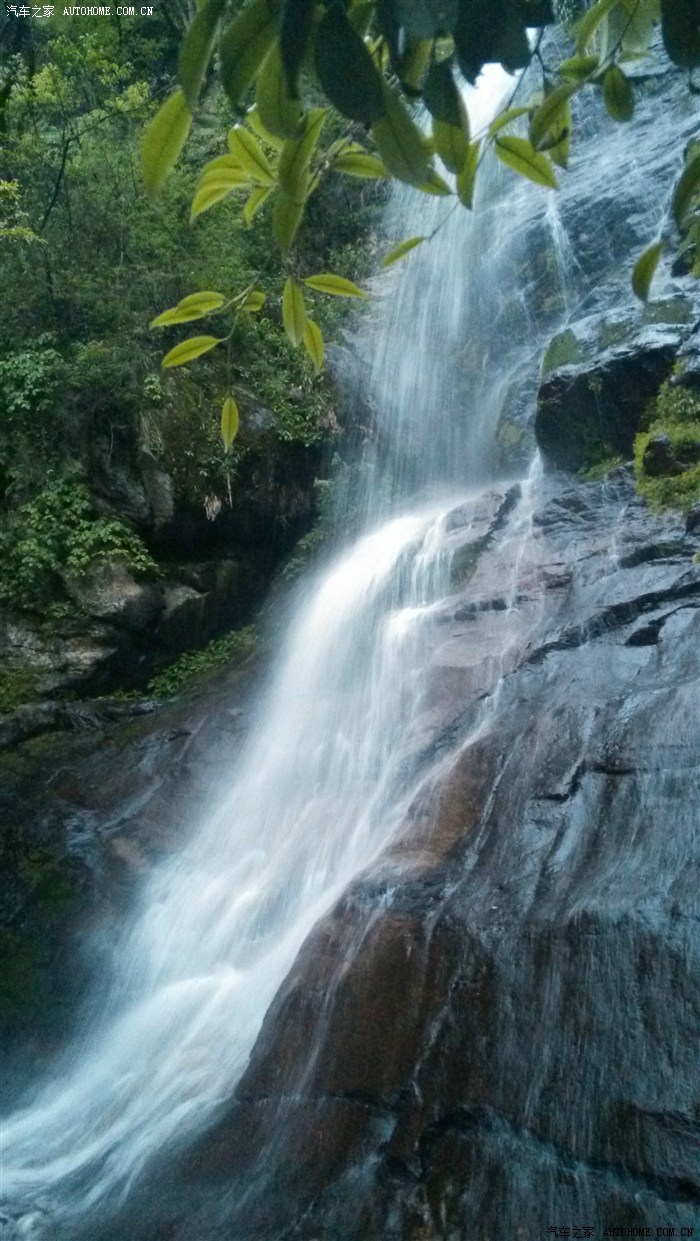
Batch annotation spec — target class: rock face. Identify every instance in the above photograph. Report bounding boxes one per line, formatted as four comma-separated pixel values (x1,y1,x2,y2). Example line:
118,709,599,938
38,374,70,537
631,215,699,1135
0,557,268,701
123,469,700,1241
535,324,682,472
0,662,258,1094
5,37,700,1241
0,379,323,705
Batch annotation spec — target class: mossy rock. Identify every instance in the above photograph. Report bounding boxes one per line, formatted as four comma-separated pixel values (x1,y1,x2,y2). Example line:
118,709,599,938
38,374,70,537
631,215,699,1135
0,798,92,1040
541,328,588,376
634,382,700,511
0,666,43,714
535,326,680,473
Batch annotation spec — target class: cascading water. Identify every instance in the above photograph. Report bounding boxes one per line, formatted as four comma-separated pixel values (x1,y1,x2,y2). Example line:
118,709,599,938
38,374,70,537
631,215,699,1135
1,505,464,1232
1,66,543,1238
3,45,698,1241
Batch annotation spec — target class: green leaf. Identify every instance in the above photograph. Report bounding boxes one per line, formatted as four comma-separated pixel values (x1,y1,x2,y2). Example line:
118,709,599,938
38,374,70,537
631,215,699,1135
424,61,470,174
575,0,617,52
558,53,599,81
150,292,225,328
432,119,469,175
517,0,555,23
245,107,285,150
348,0,374,36
488,105,531,137
314,1,386,123
529,83,576,150
244,184,273,223
278,108,326,200
375,0,402,72
238,289,267,311
202,153,249,177
418,169,452,196
179,0,226,110
548,99,571,169
454,0,530,80
631,240,664,302
142,90,192,194
280,0,315,97
394,0,459,39
618,0,656,54
221,394,240,451
228,127,276,184
219,0,279,108
333,151,388,178
672,152,700,231
494,136,558,189
660,0,700,69
256,42,304,138
190,169,249,220
495,13,531,70
162,335,221,368
456,140,480,208
423,59,465,128
303,317,324,373
602,64,635,122
398,38,432,92
371,86,432,188
303,272,368,297
273,191,304,254
282,276,307,345
381,236,426,267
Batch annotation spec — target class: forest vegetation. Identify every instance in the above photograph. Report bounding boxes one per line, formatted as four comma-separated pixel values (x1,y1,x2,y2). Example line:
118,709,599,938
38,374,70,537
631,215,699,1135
0,0,699,710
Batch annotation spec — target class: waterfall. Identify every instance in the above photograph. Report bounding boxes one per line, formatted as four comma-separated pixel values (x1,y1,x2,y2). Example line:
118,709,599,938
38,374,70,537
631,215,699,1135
2,50,694,1241
1,65,539,1238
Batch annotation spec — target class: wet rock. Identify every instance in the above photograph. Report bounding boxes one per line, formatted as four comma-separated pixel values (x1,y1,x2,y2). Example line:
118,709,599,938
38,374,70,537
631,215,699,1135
170,473,700,1240
642,433,700,476
138,450,175,529
0,696,156,749
154,584,207,653
63,562,164,631
0,610,129,698
0,660,257,1095
674,323,700,393
535,325,680,472
90,430,155,529
686,504,700,534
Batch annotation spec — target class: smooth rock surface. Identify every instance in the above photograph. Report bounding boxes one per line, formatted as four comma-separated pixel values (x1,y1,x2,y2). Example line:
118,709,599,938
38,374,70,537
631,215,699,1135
144,470,700,1241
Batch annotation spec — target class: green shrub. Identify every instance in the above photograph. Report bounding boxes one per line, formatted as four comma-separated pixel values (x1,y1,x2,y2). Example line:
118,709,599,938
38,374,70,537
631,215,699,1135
634,382,700,511
147,625,258,698
0,478,158,611
580,454,625,482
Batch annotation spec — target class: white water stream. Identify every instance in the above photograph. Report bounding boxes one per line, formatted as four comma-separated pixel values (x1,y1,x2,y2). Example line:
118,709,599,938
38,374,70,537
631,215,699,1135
1,66,566,1237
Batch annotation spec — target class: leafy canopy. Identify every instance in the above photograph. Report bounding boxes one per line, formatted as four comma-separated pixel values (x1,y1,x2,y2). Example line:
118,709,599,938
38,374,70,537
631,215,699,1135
141,0,700,450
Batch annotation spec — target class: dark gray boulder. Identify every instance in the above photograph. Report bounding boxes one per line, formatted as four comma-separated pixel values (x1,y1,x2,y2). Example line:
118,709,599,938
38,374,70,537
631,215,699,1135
535,325,680,472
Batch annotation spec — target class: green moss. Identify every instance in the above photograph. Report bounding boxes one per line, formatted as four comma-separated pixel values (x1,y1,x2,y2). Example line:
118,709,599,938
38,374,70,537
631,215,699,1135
0,816,84,1028
148,624,258,698
18,848,76,912
634,382,700,511
497,420,525,453
642,296,695,327
580,454,624,482
0,928,46,1021
598,319,633,350
541,328,587,376
0,667,42,713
